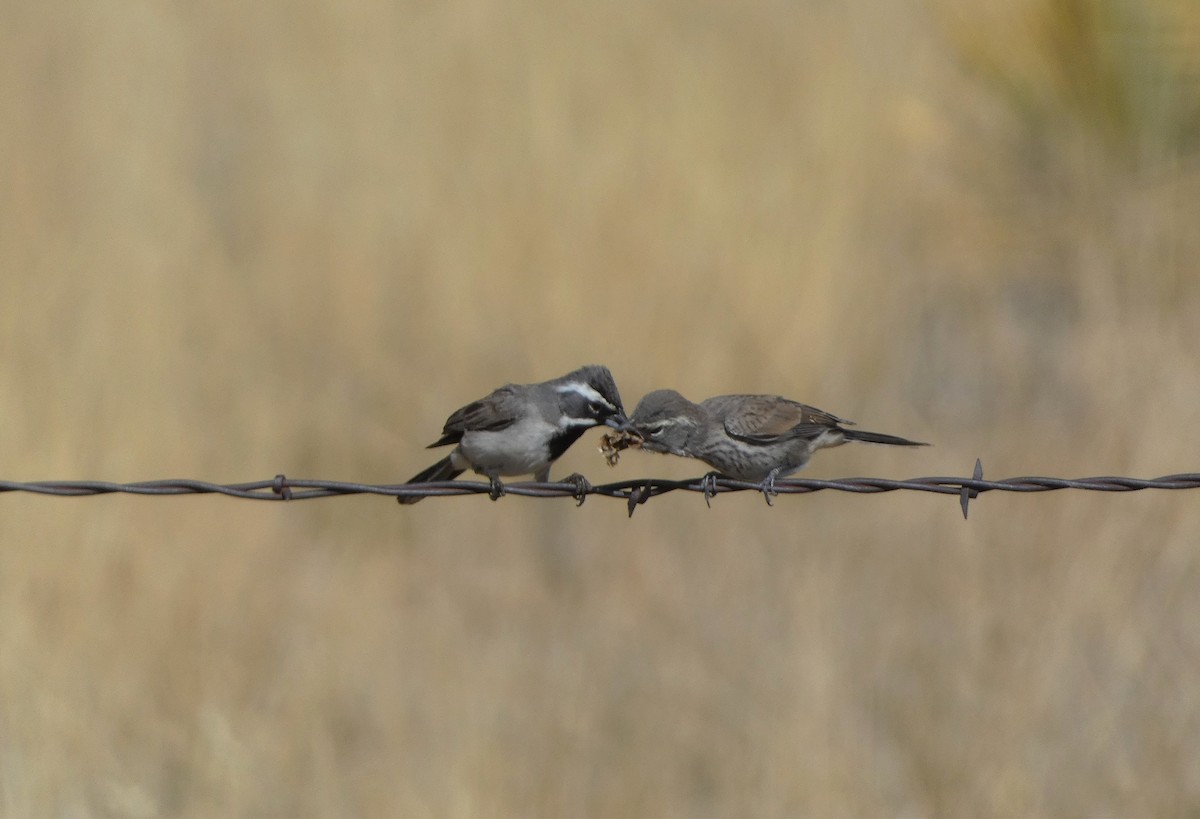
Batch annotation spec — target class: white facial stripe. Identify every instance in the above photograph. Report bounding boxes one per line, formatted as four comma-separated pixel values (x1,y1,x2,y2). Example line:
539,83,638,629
555,381,615,410
559,414,600,428
651,417,685,427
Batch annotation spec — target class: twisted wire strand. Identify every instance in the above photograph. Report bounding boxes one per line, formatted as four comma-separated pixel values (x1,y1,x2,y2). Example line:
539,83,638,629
4,463,1199,517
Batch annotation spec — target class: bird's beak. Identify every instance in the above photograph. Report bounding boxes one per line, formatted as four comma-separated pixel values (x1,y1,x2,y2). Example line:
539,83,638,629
604,414,640,435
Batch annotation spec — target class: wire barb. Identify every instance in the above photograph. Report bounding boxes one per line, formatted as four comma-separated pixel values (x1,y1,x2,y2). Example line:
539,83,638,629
961,459,983,519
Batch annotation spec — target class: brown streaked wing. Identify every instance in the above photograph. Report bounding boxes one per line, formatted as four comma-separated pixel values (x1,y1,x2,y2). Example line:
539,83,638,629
708,394,847,444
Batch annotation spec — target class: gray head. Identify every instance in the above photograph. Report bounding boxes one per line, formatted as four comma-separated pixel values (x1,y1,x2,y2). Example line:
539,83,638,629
629,389,706,455
552,365,633,431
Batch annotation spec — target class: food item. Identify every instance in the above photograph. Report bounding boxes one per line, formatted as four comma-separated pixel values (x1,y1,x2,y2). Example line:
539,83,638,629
599,430,642,467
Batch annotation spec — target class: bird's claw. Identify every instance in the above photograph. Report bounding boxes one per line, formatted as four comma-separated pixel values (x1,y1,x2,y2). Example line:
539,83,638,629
562,472,592,506
758,471,779,507
487,474,506,501
700,472,721,508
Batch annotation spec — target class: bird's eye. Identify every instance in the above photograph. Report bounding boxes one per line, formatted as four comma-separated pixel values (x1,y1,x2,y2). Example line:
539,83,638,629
589,402,607,417
641,423,665,437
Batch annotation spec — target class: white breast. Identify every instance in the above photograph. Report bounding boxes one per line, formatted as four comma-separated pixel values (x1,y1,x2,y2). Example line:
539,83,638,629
454,415,558,476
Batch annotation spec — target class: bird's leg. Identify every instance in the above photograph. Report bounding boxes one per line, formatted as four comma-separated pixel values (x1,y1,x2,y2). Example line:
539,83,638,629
758,468,780,506
700,471,721,508
560,472,593,506
484,468,506,501
534,467,550,483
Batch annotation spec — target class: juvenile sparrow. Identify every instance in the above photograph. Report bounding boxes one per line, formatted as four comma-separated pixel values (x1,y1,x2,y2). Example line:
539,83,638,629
630,389,928,504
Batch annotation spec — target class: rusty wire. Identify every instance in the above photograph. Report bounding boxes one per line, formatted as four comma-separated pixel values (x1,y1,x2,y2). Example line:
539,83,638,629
3,461,1199,517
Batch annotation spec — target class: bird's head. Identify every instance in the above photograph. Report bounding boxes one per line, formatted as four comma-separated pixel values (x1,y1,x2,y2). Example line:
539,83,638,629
553,365,635,432
629,389,704,456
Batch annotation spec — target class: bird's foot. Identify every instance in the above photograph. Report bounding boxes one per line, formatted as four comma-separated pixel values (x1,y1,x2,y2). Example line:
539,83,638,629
700,472,721,508
486,472,506,501
561,472,593,506
758,470,780,507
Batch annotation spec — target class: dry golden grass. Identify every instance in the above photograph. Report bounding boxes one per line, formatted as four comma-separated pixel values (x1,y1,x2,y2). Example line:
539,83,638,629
3,0,1200,815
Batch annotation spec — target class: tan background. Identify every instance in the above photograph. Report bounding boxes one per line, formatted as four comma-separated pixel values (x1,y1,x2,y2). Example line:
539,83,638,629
3,0,1200,815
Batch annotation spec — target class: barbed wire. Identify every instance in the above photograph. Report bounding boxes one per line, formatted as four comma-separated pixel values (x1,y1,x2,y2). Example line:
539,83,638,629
3,461,1199,517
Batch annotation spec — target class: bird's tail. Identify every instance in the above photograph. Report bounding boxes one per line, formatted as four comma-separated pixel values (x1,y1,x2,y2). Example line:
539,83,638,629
843,429,929,448
397,456,465,505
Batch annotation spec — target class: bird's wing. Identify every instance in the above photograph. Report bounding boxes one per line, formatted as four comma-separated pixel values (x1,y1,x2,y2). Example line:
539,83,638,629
426,385,523,448
712,395,849,445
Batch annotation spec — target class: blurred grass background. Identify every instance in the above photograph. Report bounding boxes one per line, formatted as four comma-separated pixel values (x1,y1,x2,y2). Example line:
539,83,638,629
3,0,1200,815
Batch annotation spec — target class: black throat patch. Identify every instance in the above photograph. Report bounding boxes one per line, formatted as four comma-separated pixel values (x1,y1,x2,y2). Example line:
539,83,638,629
546,426,591,463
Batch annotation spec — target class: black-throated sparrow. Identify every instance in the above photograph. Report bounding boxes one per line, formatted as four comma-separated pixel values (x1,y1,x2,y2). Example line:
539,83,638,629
399,365,633,503
630,389,928,504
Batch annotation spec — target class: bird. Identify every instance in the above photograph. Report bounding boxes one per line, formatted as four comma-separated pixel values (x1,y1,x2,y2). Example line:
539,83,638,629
398,365,634,504
628,389,928,504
